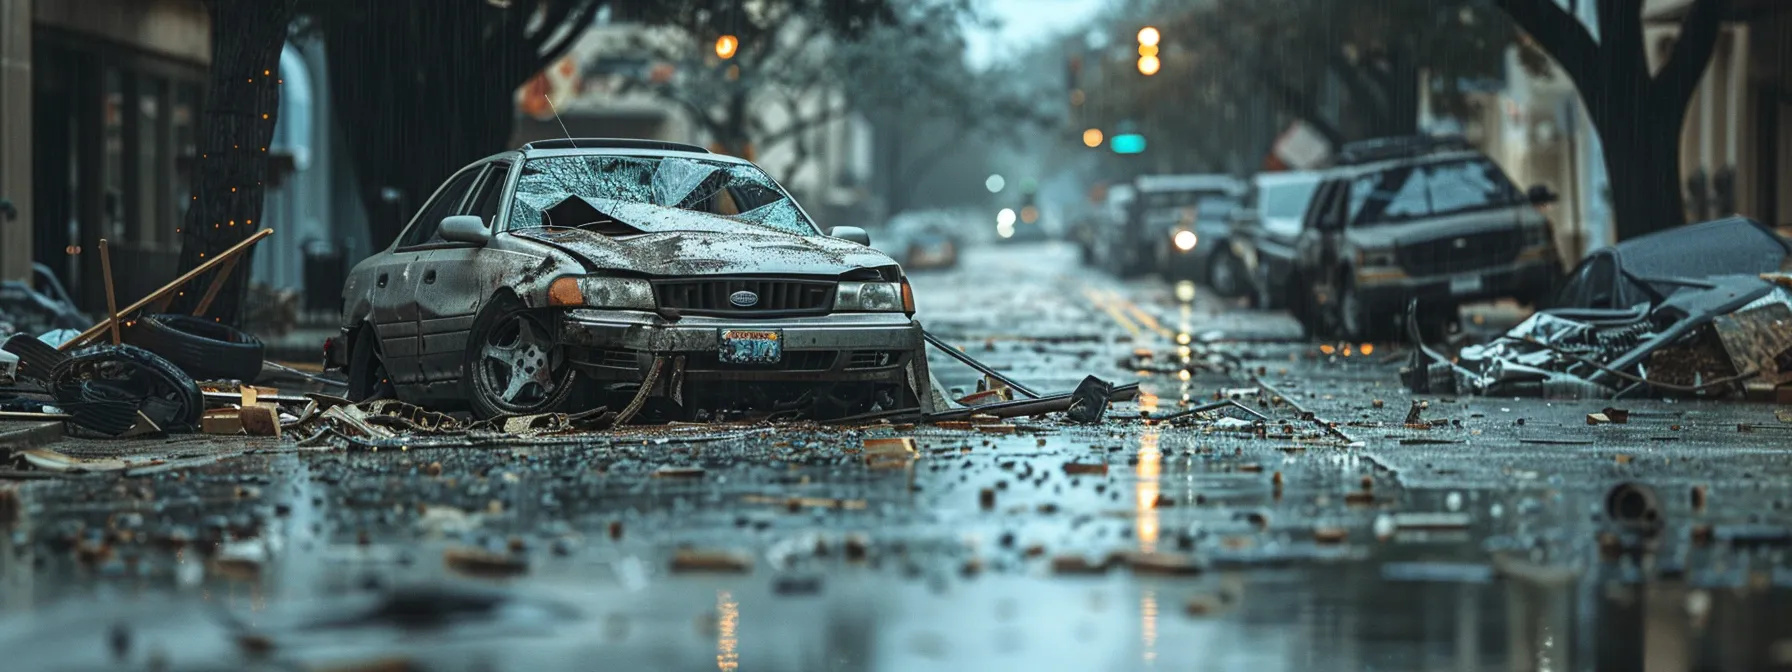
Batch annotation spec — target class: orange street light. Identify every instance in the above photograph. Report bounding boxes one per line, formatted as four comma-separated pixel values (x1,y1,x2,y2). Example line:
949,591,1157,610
1137,55,1161,76
1138,43,1158,57
1082,128,1104,148
1137,26,1160,46
715,34,739,60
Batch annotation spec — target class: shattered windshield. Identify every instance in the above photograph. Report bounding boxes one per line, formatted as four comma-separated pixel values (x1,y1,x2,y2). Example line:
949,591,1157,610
508,155,817,235
1346,158,1524,226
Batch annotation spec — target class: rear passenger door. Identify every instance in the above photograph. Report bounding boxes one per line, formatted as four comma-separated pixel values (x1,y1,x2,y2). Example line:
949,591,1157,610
416,161,512,390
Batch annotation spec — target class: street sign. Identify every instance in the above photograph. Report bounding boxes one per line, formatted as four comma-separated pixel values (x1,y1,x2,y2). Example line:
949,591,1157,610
1110,134,1146,154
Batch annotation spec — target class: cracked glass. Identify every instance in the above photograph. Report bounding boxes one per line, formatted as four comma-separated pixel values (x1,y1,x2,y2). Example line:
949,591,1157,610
508,155,816,235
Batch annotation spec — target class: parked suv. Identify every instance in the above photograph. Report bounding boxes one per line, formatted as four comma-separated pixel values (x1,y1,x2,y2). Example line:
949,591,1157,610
1288,136,1562,340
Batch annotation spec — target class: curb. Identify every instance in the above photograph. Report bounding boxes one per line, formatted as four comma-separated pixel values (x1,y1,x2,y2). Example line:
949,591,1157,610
0,420,66,451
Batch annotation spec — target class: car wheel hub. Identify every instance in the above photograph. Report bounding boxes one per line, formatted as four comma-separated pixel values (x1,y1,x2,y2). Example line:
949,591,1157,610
481,315,562,406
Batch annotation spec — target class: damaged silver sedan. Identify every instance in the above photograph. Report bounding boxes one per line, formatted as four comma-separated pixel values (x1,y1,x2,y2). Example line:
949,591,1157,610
326,139,928,420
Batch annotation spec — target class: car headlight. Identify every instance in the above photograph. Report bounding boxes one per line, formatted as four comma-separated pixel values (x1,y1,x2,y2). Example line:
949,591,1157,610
1356,247,1397,267
836,281,909,312
546,275,656,309
1172,229,1198,251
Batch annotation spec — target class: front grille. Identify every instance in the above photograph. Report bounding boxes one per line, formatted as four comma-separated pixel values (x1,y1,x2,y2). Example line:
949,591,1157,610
1396,230,1522,277
653,278,835,317
685,350,837,371
845,350,904,370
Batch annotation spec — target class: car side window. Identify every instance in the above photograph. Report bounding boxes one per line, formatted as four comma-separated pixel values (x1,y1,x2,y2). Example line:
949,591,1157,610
469,163,512,227
398,167,483,248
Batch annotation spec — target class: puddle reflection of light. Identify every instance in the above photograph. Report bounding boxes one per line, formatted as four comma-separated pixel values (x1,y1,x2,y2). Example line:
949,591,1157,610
1138,393,1159,415
1174,281,1197,303
1141,591,1159,664
1136,430,1161,553
717,590,739,671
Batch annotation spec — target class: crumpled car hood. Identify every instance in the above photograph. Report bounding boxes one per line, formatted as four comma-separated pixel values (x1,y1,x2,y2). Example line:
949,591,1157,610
511,227,899,277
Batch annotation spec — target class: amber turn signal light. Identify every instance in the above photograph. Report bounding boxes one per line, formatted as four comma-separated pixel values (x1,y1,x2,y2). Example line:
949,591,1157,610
548,277,584,306
901,280,916,314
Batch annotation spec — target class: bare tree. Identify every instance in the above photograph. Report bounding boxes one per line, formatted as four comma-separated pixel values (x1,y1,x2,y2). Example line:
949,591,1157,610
311,0,604,249
1496,0,1727,239
171,0,298,325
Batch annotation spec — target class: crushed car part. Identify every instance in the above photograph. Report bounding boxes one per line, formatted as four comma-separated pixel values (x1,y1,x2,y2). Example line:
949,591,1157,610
2,334,70,389
47,345,202,434
922,330,1039,398
124,313,267,383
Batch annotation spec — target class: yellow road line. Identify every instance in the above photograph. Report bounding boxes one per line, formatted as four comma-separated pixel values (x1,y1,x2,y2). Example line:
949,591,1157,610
1115,294,1175,340
1084,288,1144,340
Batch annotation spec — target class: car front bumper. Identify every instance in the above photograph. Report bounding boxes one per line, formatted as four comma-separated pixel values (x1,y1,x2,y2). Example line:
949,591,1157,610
556,309,923,383
1353,253,1559,309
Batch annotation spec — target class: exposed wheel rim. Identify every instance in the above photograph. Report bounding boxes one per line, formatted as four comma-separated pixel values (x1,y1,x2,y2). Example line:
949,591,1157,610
477,312,565,411
1340,285,1363,339
1211,256,1238,295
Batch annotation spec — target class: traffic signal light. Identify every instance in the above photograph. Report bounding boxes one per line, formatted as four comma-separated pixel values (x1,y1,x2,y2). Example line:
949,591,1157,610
1137,27,1160,76
1110,133,1146,154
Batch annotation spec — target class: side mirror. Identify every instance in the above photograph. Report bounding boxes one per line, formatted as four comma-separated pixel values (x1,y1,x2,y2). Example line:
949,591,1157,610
439,215,491,245
829,226,871,246
1527,184,1559,206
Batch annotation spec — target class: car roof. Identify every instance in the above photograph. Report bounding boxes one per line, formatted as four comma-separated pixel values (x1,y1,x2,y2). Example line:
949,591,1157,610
500,138,756,165
1253,171,1323,188
1134,174,1245,194
1323,149,1488,178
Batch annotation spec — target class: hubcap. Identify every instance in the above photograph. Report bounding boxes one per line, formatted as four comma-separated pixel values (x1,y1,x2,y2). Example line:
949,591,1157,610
1341,286,1362,338
479,313,563,408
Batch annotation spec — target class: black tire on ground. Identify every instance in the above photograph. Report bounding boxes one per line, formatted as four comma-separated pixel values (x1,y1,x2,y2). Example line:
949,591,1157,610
2,333,70,388
465,296,577,419
49,344,202,433
346,326,395,402
124,313,265,383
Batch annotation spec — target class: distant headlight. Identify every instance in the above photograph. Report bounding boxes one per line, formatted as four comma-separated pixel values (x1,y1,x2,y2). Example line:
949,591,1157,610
836,281,906,312
547,275,656,309
1172,229,1198,251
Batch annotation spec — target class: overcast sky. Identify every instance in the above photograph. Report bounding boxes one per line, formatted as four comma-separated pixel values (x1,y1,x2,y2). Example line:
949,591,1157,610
964,0,1107,69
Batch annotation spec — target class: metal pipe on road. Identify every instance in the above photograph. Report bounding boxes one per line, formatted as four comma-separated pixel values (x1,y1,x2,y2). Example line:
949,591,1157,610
922,330,1042,399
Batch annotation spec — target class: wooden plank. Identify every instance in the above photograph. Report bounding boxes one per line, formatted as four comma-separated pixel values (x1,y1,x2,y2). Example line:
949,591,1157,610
59,228,274,351
191,256,240,317
99,239,121,345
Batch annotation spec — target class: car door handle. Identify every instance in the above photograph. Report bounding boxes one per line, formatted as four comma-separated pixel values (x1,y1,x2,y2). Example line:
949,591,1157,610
423,269,437,284
377,274,388,288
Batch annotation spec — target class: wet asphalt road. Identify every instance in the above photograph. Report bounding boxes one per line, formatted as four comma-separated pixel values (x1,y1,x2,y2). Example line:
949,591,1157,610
5,242,1792,671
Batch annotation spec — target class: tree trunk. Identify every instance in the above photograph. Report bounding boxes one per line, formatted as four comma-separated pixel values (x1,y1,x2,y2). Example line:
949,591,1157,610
1601,114,1692,240
171,0,296,325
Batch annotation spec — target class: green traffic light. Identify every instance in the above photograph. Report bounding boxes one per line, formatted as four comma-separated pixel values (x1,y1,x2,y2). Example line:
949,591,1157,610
1110,134,1146,154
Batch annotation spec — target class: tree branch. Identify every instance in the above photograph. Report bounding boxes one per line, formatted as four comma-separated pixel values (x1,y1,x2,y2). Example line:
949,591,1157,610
757,104,851,148
532,0,602,74
1652,0,1727,109
1495,0,1604,111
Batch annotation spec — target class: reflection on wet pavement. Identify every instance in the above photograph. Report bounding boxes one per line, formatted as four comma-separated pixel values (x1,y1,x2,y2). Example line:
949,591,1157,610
4,243,1792,670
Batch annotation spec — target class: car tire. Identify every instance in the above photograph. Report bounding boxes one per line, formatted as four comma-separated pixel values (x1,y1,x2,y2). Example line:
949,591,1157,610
465,296,577,419
1336,279,1391,342
347,326,395,402
124,313,265,383
1208,251,1246,298
50,344,203,433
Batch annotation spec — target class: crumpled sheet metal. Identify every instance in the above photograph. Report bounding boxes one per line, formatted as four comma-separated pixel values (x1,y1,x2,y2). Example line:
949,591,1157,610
1441,285,1791,399
289,395,637,449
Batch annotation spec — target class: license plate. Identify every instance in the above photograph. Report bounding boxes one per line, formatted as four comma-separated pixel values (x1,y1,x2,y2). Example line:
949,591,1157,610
718,329,782,364
1449,275,1484,296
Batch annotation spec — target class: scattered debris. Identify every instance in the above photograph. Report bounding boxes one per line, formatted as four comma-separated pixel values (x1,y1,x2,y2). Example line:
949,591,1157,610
670,548,753,573
1411,218,1790,400
442,547,528,578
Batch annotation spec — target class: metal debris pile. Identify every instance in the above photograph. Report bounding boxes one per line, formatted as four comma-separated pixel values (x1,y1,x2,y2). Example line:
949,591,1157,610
1409,217,1792,400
